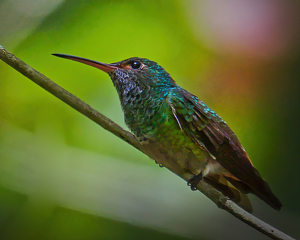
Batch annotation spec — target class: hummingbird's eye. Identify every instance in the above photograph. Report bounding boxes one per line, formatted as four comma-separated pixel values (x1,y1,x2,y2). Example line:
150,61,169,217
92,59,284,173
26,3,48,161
130,61,142,69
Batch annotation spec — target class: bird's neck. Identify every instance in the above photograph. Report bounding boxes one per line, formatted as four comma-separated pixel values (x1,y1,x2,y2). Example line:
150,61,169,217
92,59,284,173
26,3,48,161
117,84,171,138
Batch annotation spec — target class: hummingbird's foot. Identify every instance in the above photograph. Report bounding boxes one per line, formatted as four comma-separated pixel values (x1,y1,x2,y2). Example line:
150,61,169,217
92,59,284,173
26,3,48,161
187,172,203,191
154,160,164,168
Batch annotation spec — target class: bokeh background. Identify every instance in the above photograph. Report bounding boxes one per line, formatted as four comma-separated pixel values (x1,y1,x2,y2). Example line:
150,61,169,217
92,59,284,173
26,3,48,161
0,0,300,239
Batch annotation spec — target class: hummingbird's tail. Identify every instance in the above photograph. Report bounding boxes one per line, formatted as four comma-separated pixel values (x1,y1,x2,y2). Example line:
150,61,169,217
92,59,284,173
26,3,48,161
204,175,253,213
204,173,282,212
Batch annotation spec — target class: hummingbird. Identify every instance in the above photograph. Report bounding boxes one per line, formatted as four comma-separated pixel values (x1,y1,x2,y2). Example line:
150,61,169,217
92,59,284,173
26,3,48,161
53,53,282,212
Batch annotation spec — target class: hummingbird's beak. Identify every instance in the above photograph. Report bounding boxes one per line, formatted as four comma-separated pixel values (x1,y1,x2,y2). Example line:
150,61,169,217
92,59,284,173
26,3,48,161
52,53,118,73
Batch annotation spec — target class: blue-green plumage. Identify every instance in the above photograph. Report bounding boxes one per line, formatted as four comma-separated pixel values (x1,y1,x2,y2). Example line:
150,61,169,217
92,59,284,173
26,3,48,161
53,54,282,212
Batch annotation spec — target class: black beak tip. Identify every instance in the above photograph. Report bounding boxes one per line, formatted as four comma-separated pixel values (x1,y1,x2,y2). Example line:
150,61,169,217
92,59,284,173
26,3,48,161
52,53,67,58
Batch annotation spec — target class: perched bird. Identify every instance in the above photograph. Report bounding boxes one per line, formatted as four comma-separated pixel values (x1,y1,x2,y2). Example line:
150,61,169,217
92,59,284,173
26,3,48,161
53,54,282,212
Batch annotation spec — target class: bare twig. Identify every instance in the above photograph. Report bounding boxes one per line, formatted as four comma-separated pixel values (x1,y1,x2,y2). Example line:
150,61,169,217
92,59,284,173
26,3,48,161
0,46,295,240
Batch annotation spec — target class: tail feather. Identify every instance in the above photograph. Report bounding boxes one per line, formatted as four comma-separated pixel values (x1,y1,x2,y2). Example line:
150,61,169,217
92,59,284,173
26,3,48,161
205,173,282,212
204,176,253,213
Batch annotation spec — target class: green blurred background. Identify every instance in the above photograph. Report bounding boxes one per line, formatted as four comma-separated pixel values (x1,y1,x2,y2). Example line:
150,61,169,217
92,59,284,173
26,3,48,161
0,0,300,239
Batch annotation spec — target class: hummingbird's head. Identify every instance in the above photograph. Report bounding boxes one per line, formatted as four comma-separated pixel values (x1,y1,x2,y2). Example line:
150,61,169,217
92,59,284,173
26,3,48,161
52,54,176,94
52,54,176,136
108,57,176,89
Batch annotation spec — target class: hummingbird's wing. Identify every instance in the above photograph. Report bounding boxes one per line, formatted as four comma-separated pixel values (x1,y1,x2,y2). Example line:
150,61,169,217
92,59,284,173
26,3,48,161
168,88,282,211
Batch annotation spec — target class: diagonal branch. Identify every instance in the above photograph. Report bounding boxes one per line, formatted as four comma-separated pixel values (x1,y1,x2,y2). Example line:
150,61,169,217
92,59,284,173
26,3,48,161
0,45,295,240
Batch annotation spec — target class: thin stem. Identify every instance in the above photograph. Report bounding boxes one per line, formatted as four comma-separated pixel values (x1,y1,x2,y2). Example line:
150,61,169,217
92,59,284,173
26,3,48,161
0,46,295,240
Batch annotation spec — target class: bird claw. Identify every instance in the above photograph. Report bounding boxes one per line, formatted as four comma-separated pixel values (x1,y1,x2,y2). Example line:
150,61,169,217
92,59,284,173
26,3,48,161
187,172,203,191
